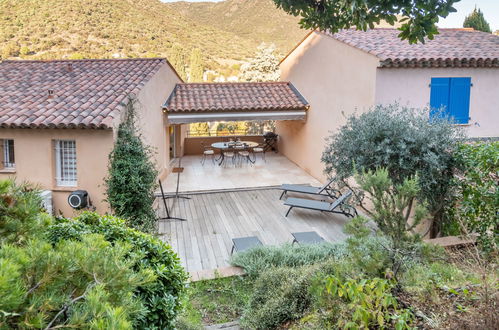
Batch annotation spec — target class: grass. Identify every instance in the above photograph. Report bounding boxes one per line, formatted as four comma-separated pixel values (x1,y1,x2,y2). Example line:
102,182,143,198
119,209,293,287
177,275,254,329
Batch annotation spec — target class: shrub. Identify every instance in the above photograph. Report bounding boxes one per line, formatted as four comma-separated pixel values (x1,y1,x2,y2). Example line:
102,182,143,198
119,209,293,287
241,265,325,329
230,242,347,278
322,104,462,235
313,276,414,329
353,168,427,248
0,234,150,329
47,212,188,329
0,180,52,245
454,141,498,254
105,97,158,233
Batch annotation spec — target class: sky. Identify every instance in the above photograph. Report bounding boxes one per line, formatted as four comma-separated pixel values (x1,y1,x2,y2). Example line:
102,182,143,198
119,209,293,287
161,0,499,31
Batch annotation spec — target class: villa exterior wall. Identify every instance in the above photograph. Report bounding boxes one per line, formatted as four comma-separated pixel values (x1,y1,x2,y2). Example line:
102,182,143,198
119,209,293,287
277,32,379,181
136,64,182,180
375,67,499,138
0,128,114,216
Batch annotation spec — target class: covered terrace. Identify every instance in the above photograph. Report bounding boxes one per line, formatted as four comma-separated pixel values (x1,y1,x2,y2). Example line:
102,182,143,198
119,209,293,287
162,82,313,193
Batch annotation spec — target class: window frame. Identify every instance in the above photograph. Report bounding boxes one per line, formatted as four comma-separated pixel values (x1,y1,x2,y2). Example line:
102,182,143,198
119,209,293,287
2,139,15,170
55,140,77,187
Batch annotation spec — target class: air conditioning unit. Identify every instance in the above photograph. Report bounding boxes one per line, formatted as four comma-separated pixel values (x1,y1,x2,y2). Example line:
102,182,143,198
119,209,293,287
39,190,53,215
68,190,89,209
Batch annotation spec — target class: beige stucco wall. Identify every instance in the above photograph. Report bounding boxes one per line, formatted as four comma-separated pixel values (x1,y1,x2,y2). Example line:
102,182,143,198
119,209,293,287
136,64,182,180
0,128,114,217
277,32,379,181
375,67,499,138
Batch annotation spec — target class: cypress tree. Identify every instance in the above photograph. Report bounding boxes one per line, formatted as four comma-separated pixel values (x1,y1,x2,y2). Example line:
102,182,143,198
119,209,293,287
463,7,491,33
105,97,158,233
169,43,187,80
188,48,204,82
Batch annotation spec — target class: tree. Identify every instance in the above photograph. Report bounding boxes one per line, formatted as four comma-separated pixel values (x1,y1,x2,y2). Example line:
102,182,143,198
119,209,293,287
272,0,459,43
188,48,204,82
169,43,187,81
105,97,158,233
463,7,492,33
239,43,280,82
321,104,463,237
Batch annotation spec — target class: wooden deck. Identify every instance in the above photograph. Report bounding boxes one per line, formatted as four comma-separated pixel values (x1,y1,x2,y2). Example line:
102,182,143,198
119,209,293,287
157,188,351,273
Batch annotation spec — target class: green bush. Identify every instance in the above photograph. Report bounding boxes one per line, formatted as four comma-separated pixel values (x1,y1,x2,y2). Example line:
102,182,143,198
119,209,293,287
322,104,462,234
0,234,150,328
241,265,325,329
0,180,52,245
105,97,158,233
454,141,498,254
230,242,346,278
313,276,414,329
47,212,188,330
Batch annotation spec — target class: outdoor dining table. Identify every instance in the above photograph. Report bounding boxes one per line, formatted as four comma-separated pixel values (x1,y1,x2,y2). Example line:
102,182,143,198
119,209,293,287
211,141,259,166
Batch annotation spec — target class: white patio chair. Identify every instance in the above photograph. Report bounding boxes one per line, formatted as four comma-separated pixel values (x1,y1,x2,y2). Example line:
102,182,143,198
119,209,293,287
252,143,265,162
200,142,215,165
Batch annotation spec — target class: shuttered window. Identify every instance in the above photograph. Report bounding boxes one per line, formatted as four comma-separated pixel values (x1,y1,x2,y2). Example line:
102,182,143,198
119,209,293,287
55,140,77,186
430,77,471,124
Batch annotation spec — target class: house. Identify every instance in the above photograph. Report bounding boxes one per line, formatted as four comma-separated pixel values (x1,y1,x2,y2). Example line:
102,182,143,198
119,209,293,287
0,58,182,215
278,28,499,181
0,59,310,215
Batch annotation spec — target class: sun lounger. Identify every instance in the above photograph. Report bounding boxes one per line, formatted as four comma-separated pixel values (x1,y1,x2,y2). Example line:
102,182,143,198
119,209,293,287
231,236,263,255
279,178,339,200
284,191,357,218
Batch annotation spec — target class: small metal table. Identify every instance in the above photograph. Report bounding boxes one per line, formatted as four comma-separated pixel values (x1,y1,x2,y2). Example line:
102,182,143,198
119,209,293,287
291,231,325,245
211,141,259,166
231,236,263,254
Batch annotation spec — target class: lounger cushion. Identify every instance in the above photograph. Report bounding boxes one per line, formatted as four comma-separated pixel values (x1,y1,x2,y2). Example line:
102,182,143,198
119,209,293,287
284,197,331,211
232,236,263,253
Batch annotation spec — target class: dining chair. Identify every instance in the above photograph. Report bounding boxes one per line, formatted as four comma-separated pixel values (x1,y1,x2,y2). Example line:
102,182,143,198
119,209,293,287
222,147,236,166
252,143,266,162
200,142,215,165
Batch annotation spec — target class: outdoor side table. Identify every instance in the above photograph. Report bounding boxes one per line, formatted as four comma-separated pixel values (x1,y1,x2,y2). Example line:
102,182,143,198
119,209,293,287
231,236,263,254
291,231,325,245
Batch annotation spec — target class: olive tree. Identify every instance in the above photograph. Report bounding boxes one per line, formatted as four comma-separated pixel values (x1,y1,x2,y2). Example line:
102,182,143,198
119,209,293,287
322,104,463,236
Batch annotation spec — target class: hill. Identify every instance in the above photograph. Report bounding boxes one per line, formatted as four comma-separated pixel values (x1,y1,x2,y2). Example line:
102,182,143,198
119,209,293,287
0,0,259,68
166,0,310,55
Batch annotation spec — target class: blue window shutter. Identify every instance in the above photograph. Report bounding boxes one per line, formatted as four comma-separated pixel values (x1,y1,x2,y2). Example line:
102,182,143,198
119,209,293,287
430,78,450,120
449,77,471,124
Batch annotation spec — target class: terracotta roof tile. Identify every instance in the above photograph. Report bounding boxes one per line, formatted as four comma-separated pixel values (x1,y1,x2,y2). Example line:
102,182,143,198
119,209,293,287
164,82,309,113
0,58,168,129
323,28,499,68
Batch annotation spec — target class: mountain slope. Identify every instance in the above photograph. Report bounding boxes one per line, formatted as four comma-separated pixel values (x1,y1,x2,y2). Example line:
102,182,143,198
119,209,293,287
166,0,309,54
0,0,257,65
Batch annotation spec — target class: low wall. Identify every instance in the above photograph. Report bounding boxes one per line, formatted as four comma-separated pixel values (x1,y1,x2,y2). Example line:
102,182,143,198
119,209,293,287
184,136,264,155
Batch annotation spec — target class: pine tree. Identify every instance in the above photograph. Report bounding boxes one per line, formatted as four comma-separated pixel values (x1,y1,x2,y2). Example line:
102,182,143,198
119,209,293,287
239,43,280,82
463,7,491,33
169,44,187,81
188,48,204,82
105,97,158,233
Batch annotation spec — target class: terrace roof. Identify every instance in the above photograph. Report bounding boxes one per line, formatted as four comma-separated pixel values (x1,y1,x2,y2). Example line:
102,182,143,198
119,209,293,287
163,82,309,123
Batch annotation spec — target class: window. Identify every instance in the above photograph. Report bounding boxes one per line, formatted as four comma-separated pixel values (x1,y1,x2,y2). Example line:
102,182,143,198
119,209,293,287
430,77,471,124
2,139,15,169
55,140,77,186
